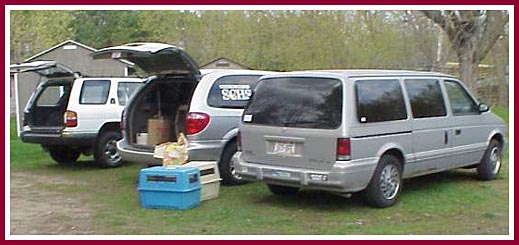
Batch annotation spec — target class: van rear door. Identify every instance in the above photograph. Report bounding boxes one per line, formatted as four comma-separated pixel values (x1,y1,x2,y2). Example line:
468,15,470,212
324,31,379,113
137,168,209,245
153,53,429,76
240,76,344,171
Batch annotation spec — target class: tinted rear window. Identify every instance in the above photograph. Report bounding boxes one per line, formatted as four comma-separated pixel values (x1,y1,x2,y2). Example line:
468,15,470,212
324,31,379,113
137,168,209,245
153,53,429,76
405,79,446,118
207,75,261,109
243,77,342,129
355,80,407,123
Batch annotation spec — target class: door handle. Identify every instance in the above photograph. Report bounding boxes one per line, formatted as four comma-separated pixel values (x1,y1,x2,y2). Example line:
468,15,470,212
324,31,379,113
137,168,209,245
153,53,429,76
455,129,462,135
444,131,449,145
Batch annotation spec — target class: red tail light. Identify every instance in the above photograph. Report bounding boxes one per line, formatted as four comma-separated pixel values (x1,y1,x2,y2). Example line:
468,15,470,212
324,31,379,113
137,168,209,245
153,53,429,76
120,110,125,131
337,138,351,161
64,110,77,127
186,112,210,135
237,131,242,151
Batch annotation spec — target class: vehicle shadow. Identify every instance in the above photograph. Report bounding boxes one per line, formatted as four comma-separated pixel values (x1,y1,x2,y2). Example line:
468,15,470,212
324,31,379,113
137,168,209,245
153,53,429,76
45,160,135,171
403,169,478,192
254,169,482,211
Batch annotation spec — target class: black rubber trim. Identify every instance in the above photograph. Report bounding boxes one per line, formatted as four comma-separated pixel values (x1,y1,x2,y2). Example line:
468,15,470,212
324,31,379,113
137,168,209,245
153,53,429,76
352,131,412,139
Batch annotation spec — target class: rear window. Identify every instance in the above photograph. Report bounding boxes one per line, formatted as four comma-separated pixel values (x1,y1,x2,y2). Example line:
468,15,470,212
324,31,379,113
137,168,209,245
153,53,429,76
36,85,68,106
207,75,261,109
243,77,343,129
405,79,446,118
355,79,407,123
80,80,110,104
117,82,142,106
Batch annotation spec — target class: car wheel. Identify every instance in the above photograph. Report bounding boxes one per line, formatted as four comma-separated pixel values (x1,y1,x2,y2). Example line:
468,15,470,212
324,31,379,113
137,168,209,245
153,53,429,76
267,184,300,195
94,131,123,168
362,154,403,208
48,148,81,164
219,141,248,186
477,139,502,181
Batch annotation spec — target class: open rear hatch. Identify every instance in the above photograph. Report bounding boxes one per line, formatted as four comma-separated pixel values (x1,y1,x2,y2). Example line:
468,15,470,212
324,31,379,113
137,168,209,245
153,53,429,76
10,61,77,132
92,43,200,76
92,43,200,149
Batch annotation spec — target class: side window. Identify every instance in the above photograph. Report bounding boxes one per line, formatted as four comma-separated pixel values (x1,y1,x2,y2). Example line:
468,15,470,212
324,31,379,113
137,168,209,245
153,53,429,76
405,79,446,118
207,75,261,109
117,82,142,106
444,80,479,115
80,80,110,104
356,79,407,123
36,85,66,106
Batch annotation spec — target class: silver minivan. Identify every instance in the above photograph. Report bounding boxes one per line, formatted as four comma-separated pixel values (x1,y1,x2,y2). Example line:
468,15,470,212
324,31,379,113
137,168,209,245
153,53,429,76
92,43,274,185
233,70,506,208
187,69,275,185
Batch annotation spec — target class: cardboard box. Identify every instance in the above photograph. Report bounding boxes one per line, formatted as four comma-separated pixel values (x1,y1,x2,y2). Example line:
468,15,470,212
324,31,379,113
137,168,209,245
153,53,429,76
147,118,170,145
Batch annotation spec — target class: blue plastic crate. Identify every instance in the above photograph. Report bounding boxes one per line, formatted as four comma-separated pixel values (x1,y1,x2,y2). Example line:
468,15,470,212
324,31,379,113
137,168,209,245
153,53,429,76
138,166,201,210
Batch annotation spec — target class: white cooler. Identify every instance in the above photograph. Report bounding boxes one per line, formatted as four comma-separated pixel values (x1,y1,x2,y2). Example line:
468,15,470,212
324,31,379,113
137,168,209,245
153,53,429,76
183,161,221,201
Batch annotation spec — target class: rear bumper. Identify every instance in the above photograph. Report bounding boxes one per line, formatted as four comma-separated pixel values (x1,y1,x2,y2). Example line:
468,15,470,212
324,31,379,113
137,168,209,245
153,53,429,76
187,139,227,161
20,131,96,147
117,139,227,165
232,152,377,193
117,140,161,165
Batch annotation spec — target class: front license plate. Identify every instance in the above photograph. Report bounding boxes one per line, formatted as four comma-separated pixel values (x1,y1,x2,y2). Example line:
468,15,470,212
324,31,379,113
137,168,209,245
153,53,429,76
272,170,291,178
273,141,296,156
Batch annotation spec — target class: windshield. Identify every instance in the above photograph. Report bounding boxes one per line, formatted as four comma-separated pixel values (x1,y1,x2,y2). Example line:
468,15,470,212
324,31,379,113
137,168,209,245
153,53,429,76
243,77,343,129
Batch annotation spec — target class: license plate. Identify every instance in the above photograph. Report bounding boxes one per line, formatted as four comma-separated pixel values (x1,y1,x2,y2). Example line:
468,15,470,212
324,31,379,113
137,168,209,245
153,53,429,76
272,170,291,178
273,141,296,156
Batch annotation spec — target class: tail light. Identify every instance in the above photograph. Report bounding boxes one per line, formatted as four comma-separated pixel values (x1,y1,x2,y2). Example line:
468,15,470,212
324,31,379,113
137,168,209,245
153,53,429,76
186,112,210,135
237,131,242,151
120,110,125,131
337,138,351,161
64,110,78,127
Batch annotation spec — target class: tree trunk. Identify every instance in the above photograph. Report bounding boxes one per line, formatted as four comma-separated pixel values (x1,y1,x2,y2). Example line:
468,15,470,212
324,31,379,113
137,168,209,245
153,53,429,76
458,51,479,90
456,33,479,90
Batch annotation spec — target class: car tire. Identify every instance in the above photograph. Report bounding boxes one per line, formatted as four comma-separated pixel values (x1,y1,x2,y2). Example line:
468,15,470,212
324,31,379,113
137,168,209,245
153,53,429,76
477,139,502,181
94,131,123,168
267,184,300,195
362,154,403,208
48,148,80,164
219,141,248,186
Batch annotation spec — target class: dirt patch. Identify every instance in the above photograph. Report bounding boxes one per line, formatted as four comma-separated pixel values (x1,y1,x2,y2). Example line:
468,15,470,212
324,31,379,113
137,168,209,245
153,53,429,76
10,172,97,235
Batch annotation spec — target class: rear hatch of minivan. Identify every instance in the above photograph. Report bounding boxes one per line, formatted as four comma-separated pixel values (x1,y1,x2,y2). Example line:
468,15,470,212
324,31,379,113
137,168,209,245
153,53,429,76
92,43,200,152
240,76,344,171
11,61,76,133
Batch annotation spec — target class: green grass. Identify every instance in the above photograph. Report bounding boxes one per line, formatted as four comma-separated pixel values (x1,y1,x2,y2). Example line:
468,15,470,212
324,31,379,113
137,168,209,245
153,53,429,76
492,107,509,125
9,109,510,235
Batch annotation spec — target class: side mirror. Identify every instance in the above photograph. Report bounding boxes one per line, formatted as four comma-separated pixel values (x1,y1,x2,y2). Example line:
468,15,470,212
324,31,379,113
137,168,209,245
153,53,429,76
479,103,490,113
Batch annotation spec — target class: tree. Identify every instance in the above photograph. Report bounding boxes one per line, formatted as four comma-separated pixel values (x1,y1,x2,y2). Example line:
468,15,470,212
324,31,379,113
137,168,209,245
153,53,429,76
421,10,508,89
70,11,145,48
10,10,73,63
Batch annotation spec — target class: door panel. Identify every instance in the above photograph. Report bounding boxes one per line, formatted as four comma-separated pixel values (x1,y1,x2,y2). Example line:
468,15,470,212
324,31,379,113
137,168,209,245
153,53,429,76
444,80,488,166
404,79,452,177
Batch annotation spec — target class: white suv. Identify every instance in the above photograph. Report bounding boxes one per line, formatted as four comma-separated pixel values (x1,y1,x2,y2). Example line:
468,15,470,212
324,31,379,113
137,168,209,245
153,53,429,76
11,61,143,167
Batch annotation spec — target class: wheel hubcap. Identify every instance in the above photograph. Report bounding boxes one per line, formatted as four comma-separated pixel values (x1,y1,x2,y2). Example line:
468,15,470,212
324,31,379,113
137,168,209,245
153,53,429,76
105,139,121,163
379,164,400,200
489,147,501,174
229,159,242,180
